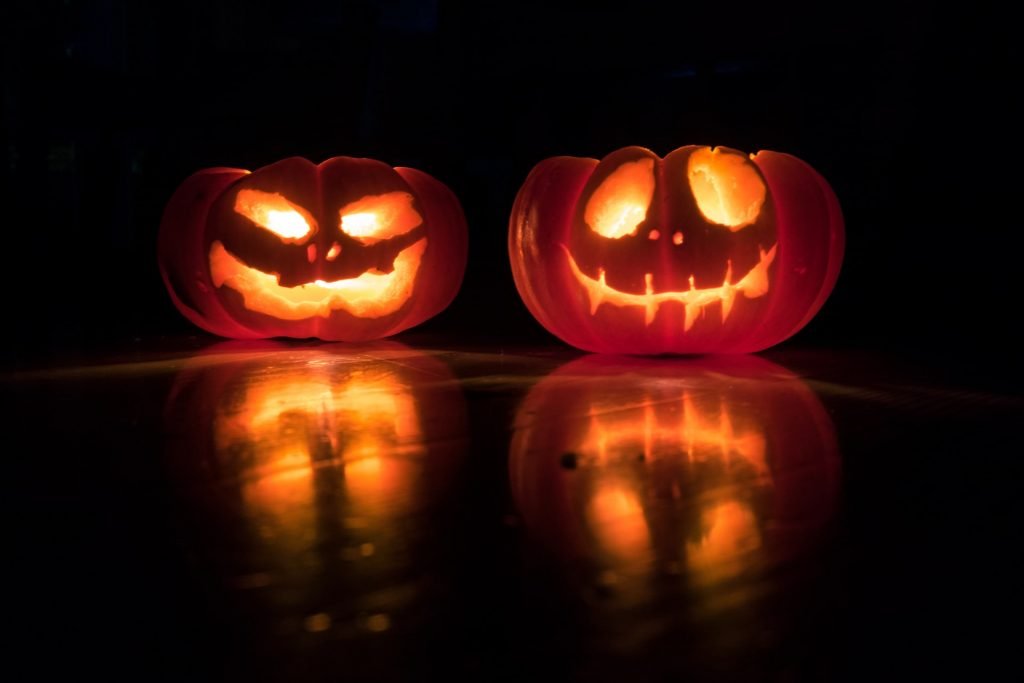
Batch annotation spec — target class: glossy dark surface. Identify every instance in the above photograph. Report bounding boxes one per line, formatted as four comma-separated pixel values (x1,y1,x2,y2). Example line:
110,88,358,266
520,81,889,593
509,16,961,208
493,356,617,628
5,341,1021,681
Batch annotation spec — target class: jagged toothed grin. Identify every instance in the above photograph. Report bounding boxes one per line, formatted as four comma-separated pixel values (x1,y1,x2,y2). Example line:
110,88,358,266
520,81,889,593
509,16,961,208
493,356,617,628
209,238,426,320
563,243,777,329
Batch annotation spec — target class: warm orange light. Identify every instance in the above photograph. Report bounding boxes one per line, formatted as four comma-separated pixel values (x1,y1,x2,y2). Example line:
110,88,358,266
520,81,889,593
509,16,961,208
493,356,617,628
587,482,651,561
686,499,761,583
339,192,422,245
336,378,422,515
563,243,777,327
208,238,426,320
687,147,766,230
573,387,771,576
241,455,316,560
509,354,841,609
578,391,768,474
213,365,427,537
343,447,418,516
234,188,315,241
584,159,656,239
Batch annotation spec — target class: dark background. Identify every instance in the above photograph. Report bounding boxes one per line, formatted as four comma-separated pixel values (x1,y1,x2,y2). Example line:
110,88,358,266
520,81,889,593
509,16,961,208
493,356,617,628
2,0,1020,363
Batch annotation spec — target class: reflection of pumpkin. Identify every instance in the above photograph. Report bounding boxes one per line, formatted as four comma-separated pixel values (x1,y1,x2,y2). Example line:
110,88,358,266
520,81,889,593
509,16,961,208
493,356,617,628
163,342,468,629
509,145,844,353
159,157,467,341
509,354,840,590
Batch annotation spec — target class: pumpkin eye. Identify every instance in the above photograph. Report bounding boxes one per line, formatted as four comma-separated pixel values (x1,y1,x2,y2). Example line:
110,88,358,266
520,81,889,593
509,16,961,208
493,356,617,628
339,192,422,245
584,158,656,239
687,148,766,230
234,189,315,242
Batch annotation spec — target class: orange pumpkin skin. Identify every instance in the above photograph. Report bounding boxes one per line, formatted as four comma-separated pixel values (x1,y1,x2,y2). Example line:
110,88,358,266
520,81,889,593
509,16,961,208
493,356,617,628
509,146,844,354
159,157,468,341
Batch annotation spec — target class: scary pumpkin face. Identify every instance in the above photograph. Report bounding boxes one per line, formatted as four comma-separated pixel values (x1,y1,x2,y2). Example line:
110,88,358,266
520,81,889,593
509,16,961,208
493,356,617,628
509,355,840,593
509,145,844,354
159,157,468,341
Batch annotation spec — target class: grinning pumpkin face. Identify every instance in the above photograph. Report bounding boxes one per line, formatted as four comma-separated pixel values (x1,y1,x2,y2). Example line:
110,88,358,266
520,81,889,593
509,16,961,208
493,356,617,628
568,146,777,331
509,145,844,354
159,156,467,341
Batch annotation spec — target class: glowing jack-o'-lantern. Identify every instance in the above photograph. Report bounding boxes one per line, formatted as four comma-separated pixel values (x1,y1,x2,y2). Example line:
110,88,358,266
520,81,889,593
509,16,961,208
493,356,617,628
510,355,840,594
159,157,468,340
509,146,844,354
163,342,468,631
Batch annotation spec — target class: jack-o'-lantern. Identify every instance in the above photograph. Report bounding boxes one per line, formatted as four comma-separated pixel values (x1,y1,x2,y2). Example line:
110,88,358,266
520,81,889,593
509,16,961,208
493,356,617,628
510,355,840,600
163,342,468,638
509,146,844,353
159,157,468,341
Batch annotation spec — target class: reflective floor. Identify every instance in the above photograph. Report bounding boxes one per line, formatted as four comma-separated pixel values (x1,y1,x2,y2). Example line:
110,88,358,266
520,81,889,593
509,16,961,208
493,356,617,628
6,341,1021,681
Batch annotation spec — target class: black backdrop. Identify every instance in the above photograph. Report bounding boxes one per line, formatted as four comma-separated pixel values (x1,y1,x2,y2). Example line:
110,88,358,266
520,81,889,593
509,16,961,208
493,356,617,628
3,0,1019,362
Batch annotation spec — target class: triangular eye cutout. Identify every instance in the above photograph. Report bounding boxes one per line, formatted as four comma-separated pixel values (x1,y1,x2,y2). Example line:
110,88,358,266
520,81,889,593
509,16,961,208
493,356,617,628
234,189,316,242
339,192,422,245
585,158,655,239
687,148,766,231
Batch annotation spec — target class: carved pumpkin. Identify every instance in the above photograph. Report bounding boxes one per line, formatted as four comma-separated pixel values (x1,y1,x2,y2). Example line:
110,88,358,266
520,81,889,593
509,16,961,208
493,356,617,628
510,355,840,590
509,146,844,354
159,157,468,341
163,342,468,629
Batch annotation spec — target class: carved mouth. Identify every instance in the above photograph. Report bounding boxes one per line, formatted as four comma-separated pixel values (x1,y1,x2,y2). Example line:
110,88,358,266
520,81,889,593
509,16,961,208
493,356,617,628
563,244,777,329
209,238,427,320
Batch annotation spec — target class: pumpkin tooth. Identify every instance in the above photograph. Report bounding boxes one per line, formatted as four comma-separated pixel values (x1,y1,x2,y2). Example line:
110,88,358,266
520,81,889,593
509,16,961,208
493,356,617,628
589,268,606,314
644,273,656,326
562,242,778,333
684,303,700,331
721,288,736,322
735,244,776,299
720,260,736,322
